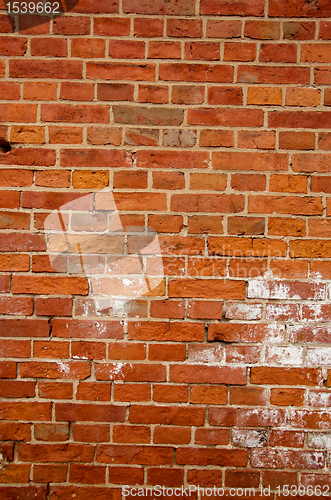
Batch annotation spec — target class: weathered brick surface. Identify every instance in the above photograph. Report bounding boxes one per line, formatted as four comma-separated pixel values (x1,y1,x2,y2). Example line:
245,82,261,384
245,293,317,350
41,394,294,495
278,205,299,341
0,0,331,494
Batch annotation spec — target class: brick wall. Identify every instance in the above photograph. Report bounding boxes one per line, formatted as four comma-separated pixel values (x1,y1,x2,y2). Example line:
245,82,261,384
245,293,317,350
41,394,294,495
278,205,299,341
1,0,331,498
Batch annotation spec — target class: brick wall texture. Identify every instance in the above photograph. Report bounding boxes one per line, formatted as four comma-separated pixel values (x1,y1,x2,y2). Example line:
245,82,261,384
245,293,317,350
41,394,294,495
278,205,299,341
1,0,331,498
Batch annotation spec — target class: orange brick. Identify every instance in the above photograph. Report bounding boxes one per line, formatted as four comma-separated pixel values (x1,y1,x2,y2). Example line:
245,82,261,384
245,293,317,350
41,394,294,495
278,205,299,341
286,87,321,107
247,86,282,105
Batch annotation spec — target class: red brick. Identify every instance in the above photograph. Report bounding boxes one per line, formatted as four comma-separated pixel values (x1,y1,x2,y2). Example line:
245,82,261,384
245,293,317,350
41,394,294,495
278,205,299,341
149,41,181,59
0,82,20,99
138,150,207,169
138,85,169,104
0,361,16,378
209,323,285,343
171,193,244,213
176,447,248,466
0,338,29,358
49,126,83,144
195,429,229,446
201,0,264,16
35,298,72,317
207,20,242,38
60,82,94,101
0,402,51,421
30,38,67,57
251,367,323,386
185,42,220,61
208,86,243,105
154,426,190,445
167,19,202,38
34,423,69,442
76,381,110,402
73,424,110,443
210,407,286,427
231,173,266,191
69,464,106,484
208,236,287,256
41,103,109,123
0,319,49,338
172,85,204,104
199,130,234,148
150,300,184,319
95,362,166,382
187,301,223,319
94,17,130,36
38,382,73,400
10,60,82,79
108,342,146,360
320,21,331,40
189,108,263,127
49,487,121,500
52,320,123,339
12,276,88,295
262,471,298,489
129,405,204,426
71,39,105,58
0,297,33,316
71,0,119,13
271,388,305,406
224,42,256,61
153,385,188,403
226,346,261,364
20,361,90,380
269,0,331,17
109,40,145,59
148,344,186,362
0,35,26,54
53,16,90,35
33,341,69,359
245,21,280,40
0,422,30,441
251,449,324,469
113,425,150,444
0,169,33,187
228,217,265,235
123,0,195,15
230,387,268,406
87,62,155,81
134,18,164,37
19,443,94,462
147,468,184,487
0,464,30,483
0,380,34,399
113,170,148,189
170,365,246,385
260,43,297,63
284,22,315,40
34,464,67,483
248,195,323,215
113,383,151,402
225,470,260,488
96,444,173,465
159,63,233,82
269,429,304,447
148,214,183,233
270,174,308,192
238,65,309,84
56,403,125,423
190,385,227,404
